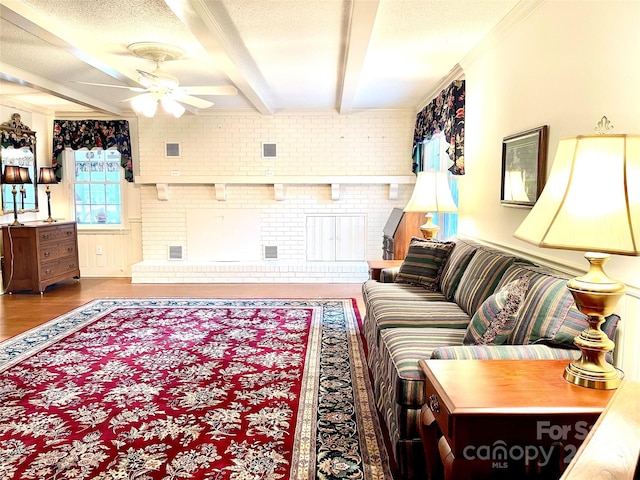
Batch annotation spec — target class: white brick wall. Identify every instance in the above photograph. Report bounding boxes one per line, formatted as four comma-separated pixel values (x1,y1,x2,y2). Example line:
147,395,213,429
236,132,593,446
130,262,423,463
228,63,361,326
133,110,417,282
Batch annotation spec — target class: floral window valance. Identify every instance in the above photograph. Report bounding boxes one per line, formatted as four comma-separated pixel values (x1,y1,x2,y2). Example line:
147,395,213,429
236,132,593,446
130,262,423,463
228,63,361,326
412,80,465,175
52,119,133,182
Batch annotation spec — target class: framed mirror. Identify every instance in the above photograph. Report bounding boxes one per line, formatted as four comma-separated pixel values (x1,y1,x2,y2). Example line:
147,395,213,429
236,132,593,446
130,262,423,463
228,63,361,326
1,113,38,215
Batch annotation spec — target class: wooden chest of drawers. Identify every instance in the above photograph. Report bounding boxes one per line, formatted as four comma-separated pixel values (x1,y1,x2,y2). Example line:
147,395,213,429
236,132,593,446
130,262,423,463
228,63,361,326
2,221,80,293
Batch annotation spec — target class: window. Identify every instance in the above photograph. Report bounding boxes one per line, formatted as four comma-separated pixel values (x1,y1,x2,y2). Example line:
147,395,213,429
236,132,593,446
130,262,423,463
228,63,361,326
421,133,458,239
71,149,122,225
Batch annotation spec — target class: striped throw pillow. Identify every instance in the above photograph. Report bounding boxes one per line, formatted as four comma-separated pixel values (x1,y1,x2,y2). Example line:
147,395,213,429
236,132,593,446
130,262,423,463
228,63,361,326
394,238,455,290
463,275,531,345
508,272,620,349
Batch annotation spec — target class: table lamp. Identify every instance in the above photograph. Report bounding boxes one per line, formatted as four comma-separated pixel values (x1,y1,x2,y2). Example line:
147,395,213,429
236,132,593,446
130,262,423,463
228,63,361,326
38,166,58,223
1,165,29,226
18,166,32,210
404,170,458,240
514,118,640,389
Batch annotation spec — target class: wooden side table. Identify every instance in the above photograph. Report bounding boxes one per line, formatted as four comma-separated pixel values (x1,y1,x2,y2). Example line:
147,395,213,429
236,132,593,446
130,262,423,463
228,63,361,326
419,359,615,480
367,259,403,281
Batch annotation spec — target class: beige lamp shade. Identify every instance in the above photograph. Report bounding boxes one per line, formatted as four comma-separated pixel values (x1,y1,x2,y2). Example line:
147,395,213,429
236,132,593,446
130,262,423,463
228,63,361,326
404,170,457,240
514,134,640,256
404,171,458,214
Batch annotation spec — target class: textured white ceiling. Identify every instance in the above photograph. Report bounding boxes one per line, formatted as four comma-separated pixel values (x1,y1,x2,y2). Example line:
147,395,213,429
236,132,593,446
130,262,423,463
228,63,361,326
0,0,521,116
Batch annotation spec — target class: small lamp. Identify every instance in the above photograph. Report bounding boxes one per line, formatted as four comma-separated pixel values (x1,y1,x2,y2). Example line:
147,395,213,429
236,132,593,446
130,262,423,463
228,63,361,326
18,166,32,211
404,170,458,239
38,166,58,223
514,118,640,389
1,165,27,226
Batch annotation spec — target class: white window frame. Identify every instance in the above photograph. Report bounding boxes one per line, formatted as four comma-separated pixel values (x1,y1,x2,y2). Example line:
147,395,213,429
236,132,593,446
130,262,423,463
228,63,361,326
63,148,128,230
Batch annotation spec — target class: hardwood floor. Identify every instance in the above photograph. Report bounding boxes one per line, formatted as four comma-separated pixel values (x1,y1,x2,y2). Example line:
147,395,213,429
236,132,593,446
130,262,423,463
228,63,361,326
0,278,366,342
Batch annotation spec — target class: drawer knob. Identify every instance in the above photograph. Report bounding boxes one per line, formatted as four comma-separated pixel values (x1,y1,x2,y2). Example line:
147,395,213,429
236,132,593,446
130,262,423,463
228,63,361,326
428,394,440,414
44,251,50,257
42,234,50,239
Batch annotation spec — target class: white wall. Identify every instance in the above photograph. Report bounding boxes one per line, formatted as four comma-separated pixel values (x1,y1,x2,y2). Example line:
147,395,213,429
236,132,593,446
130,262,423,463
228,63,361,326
135,111,416,264
458,0,640,380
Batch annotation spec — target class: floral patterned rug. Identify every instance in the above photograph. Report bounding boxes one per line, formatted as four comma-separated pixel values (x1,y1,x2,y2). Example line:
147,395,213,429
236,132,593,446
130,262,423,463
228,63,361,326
0,298,392,480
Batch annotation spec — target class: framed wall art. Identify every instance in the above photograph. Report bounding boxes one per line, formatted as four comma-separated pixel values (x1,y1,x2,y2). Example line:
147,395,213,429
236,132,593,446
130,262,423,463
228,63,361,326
500,125,548,208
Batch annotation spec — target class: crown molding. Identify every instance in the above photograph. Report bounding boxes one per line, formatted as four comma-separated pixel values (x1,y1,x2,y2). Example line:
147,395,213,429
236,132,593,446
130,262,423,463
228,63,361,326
460,0,545,71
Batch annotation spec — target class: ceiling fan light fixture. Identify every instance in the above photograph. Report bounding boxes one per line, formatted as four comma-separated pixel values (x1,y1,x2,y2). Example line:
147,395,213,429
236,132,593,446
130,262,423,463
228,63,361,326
161,96,185,118
131,93,158,117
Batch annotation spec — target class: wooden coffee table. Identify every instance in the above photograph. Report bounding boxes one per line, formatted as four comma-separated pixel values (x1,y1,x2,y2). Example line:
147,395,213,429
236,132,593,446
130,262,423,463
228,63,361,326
419,359,615,480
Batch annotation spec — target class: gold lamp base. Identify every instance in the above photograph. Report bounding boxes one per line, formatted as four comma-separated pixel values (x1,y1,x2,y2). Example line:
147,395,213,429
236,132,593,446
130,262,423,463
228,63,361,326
419,212,439,240
563,252,625,390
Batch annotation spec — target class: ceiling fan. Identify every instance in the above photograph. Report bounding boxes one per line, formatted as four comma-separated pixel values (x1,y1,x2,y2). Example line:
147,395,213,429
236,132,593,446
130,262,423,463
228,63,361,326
75,42,237,117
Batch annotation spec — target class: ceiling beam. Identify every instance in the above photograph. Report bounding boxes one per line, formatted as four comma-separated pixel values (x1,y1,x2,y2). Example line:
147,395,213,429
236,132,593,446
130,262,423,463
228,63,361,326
0,62,124,116
165,0,274,115
337,0,379,114
0,0,139,85
0,0,138,114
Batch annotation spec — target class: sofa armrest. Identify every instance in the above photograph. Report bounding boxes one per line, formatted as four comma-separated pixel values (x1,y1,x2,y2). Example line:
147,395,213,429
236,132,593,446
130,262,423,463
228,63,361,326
379,267,400,283
430,344,580,360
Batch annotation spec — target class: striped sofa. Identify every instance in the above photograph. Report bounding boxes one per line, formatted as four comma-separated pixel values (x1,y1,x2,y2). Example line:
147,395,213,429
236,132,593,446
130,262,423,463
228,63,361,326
362,237,620,480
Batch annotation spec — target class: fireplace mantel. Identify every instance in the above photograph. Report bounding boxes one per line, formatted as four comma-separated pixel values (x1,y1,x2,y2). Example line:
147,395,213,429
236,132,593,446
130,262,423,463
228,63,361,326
134,175,416,201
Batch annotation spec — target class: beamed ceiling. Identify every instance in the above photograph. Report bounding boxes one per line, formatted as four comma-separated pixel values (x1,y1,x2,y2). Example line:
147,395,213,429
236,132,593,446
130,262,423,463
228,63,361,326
0,0,522,117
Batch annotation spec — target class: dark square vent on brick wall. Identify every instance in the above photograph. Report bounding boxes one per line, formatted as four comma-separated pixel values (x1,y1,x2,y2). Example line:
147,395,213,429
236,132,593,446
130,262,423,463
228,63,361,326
165,142,181,158
262,142,277,158
264,245,278,260
168,245,184,260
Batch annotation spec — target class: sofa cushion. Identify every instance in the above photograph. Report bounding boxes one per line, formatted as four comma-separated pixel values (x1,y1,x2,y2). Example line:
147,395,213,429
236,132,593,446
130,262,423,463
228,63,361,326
463,275,531,345
362,279,446,306
431,344,581,360
508,272,620,348
377,327,466,407
453,248,516,316
438,238,478,300
394,238,455,290
367,297,471,331
494,262,544,291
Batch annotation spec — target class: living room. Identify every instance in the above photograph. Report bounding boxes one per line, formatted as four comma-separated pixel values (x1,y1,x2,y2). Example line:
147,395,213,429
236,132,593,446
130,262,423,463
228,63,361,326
1,1,639,478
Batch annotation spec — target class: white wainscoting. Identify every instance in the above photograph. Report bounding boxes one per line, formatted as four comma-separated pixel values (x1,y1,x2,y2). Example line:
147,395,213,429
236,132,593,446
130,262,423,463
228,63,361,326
76,220,142,277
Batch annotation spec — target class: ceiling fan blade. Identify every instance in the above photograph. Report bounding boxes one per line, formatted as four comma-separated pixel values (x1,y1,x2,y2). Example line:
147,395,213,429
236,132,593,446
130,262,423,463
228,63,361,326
181,85,238,96
73,81,145,92
118,93,148,103
171,92,214,109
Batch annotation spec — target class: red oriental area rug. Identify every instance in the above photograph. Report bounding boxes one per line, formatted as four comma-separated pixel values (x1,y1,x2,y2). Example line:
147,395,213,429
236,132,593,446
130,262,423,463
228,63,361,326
0,298,392,480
